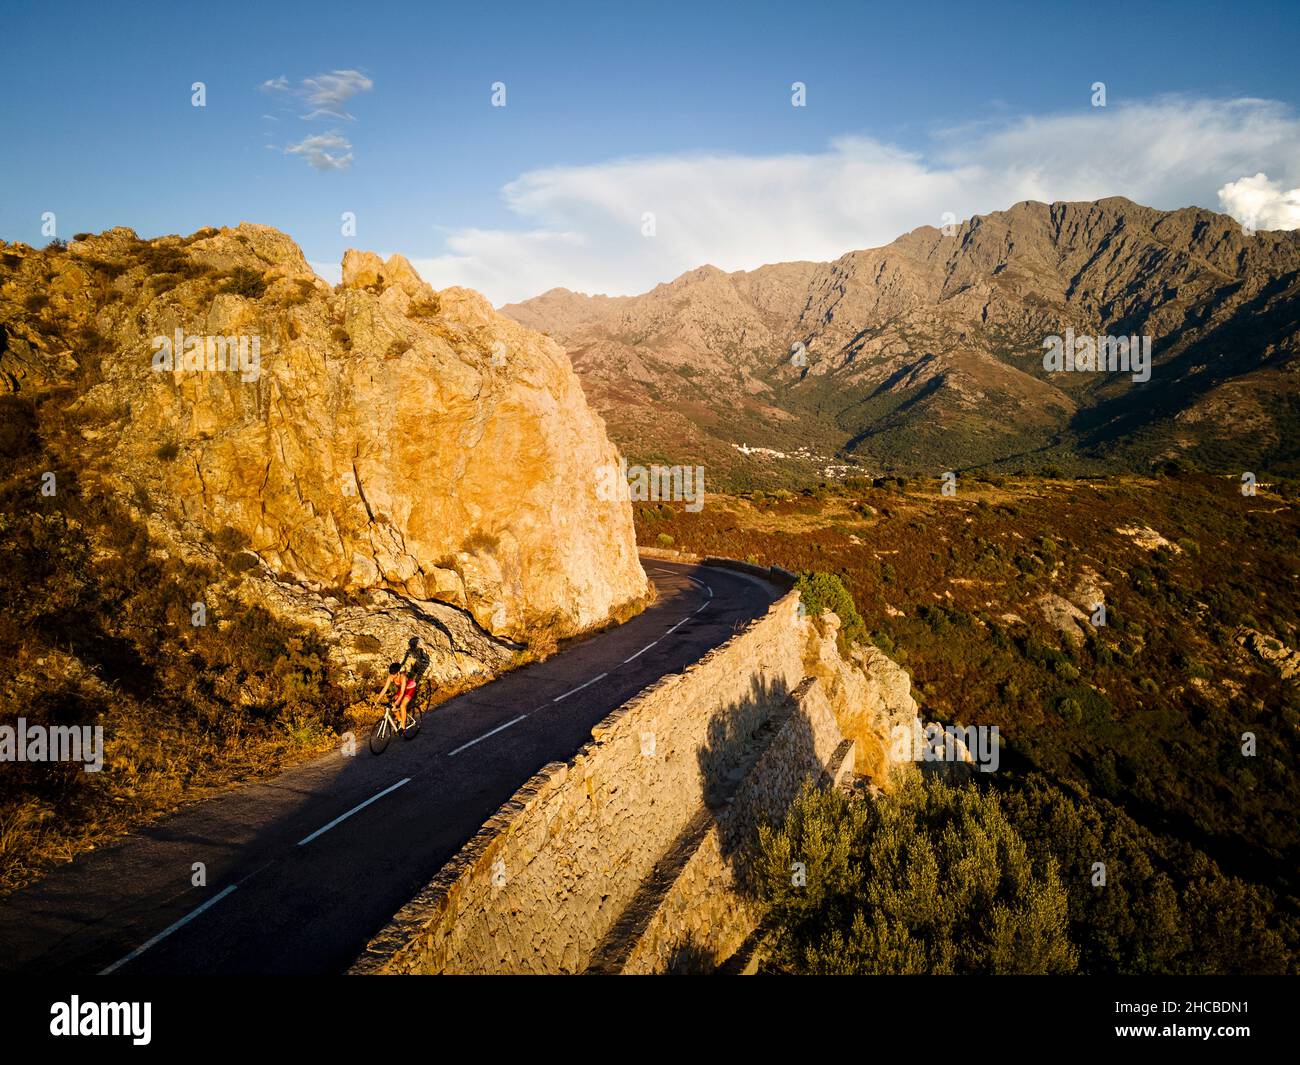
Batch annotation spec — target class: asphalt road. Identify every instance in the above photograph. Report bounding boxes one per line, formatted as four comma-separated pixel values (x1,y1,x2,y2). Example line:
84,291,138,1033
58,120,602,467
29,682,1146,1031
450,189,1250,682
0,559,778,976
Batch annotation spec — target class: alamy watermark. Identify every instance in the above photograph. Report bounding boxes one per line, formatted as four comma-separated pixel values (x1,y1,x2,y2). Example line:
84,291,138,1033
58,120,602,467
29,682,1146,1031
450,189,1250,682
50,997,150,1045
1,718,104,772
1042,328,1150,383
151,329,261,382
892,722,1000,772
595,458,705,512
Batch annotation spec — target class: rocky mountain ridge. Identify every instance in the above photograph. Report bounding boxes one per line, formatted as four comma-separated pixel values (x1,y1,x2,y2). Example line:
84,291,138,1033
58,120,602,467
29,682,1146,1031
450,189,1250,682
504,198,1300,484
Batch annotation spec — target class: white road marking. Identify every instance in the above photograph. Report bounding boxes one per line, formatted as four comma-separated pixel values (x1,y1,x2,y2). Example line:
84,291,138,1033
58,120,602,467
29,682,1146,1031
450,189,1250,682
695,602,708,613
623,640,660,663
448,715,528,756
705,585,713,598
552,673,608,703
99,884,238,975
665,618,687,635
296,777,411,846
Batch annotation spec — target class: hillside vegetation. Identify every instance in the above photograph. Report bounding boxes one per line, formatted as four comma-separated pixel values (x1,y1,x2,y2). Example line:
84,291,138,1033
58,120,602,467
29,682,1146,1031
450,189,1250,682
0,390,355,892
637,472,1300,971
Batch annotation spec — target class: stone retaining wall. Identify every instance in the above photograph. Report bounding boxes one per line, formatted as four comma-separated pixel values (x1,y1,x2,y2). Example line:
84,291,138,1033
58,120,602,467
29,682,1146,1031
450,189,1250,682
351,551,921,975
610,676,854,973
351,584,844,974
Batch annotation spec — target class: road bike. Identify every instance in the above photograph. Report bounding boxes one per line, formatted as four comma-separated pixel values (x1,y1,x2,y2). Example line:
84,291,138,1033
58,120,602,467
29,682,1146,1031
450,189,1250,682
368,683,424,755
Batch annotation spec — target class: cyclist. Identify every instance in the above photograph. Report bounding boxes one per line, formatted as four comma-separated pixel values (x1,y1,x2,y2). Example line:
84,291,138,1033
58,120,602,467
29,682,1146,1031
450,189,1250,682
377,637,429,730
398,636,429,689
376,662,415,730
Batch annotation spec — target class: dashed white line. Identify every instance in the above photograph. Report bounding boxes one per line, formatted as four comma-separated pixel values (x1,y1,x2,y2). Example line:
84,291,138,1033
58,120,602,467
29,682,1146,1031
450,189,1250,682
99,884,238,975
552,673,608,703
296,777,411,846
665,618,687,635
448,715,528,756
695,602,708,613
623,640,660,663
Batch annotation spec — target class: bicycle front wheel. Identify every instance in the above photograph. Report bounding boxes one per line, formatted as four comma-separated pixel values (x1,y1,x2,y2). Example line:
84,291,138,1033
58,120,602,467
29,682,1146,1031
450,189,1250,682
369,714,393,755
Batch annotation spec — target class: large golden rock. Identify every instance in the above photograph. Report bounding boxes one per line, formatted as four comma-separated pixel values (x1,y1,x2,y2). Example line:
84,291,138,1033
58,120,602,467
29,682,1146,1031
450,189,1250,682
3,224,648,645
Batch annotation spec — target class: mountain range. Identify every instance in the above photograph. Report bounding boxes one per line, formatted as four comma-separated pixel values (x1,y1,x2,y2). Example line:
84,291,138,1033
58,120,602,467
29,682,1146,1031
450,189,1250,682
503,198,1300,487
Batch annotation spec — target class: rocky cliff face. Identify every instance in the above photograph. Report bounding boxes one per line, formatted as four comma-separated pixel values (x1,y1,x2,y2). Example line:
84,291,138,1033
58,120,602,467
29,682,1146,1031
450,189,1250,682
0,225,648,673
801,609,920,781
504,198,1300,482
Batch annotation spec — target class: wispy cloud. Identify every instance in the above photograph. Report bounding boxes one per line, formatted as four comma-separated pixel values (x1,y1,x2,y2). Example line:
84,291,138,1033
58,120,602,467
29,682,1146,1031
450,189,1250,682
405,96,1300,305
285,131,354,171
299,70,374,121
262,69,373,169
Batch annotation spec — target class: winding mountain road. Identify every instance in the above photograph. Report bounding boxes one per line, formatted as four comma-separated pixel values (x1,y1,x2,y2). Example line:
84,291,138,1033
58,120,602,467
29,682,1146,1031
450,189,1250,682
0,558,778,976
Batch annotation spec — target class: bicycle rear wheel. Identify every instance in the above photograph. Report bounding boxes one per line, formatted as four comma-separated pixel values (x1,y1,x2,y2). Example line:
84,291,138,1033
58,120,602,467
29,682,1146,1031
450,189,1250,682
369,713,393,754
401,703,422,741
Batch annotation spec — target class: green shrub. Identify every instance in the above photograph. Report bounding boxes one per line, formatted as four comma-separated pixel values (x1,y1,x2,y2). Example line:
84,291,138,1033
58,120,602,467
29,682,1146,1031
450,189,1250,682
752,778,1076,974
223,266,267,299
1000,773,1292,974
227,551,261,575
796,570,867,651
138,243,207,285
282,278,316,306
0,396,39,459
86,258,128,281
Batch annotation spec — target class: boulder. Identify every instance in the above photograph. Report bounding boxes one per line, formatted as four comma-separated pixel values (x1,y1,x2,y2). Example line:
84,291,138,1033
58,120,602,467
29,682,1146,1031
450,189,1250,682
1,225,650,651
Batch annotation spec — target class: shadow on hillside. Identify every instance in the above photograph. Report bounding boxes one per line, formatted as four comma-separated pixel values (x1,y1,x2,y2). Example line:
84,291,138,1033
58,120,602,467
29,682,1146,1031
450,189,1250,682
698,675,832,906
1070,280,1300,451
585,672,812,975
663,932,717,975
696,674,824,953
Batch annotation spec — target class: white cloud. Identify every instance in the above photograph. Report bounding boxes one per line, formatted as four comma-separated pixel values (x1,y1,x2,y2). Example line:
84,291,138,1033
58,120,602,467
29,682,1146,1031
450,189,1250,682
1218,172,1300,231
285,131,354,171
262,69,373,169
298,69,374,121
405,96,1300,306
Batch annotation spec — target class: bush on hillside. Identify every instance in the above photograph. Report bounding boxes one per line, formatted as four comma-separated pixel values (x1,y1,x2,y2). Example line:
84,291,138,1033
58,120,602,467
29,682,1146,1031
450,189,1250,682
795,570,866,652
222,265,267,299
751,778,1076,974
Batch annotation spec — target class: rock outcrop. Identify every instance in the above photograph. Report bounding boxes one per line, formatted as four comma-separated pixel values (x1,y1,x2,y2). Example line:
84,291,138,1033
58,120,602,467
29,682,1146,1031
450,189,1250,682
802,610,921,780
1235,627,1300,681
0,225,649,670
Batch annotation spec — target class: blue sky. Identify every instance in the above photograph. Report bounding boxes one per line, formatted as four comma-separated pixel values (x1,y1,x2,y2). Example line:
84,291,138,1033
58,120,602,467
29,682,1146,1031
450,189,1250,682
3,0,1299,302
